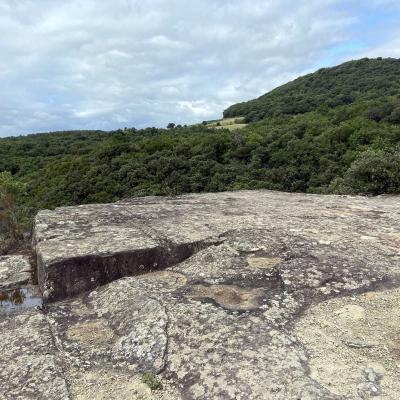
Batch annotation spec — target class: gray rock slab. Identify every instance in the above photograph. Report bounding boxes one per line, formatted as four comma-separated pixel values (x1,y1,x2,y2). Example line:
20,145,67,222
21,190,400,399
0,309,70,400
33,191,400,301
295,287,400,399
0,255,32,290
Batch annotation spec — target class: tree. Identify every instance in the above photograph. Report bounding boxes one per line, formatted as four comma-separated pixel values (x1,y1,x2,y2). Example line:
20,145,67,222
0,172,25,252
329,148,400,195
167,123,176,129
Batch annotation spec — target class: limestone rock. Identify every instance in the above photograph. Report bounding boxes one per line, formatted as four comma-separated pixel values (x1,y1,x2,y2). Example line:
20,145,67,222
2,190,400,399
0,255,31,290
0,310,69,400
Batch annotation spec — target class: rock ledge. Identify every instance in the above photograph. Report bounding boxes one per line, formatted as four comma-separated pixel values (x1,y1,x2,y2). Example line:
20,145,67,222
2,190,400,399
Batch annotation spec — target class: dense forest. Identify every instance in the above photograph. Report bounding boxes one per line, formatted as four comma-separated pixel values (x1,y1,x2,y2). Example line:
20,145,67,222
1,57,400,239
224,58,400,122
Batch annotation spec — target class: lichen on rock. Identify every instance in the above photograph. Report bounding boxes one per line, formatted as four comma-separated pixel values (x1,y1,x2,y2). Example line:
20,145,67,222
1,190,400,399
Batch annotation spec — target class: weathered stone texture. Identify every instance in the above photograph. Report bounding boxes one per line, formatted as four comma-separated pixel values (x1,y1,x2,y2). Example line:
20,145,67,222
0,255,31,290
0,310,69,400
2,190,400,399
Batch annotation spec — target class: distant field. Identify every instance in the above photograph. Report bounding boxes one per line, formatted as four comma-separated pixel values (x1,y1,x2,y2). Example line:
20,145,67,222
204,117,247,131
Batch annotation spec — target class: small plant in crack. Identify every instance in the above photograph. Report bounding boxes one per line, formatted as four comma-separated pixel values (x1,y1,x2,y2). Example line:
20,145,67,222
142,372,163,391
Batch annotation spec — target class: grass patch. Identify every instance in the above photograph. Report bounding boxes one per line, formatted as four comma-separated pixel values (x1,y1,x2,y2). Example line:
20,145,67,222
142,372,163,391
204,117,247,130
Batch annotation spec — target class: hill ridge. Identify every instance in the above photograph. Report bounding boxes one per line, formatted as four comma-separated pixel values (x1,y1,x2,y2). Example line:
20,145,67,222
224,57,400,122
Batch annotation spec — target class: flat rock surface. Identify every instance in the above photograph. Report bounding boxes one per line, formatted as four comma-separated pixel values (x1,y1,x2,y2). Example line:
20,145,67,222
3,190,400,399
0,309,69,400
0,255,31,290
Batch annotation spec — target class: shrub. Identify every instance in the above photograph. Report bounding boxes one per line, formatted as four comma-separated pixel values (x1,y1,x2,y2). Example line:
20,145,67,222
329,148,400,195
385,107,400,124
142,372,162,391
0,172,25,252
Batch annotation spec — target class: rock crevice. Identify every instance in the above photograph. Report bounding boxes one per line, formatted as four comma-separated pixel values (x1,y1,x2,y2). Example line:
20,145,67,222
2,190,400,399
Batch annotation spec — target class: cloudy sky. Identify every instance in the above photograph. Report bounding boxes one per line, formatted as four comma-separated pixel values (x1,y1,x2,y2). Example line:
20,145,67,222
1,0,400,137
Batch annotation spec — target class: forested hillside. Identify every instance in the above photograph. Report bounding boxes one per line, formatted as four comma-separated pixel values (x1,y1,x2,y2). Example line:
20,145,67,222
1,58,400,230
224,58,400,122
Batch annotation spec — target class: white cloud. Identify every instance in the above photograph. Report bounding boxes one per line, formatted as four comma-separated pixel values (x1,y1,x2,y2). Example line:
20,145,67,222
0,0,398,136
356,38,400,59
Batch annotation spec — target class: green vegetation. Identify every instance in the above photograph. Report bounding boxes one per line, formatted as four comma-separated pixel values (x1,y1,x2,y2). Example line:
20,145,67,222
0,58,399,228
142,372,162,391
224,58,400,122
0,172,26,252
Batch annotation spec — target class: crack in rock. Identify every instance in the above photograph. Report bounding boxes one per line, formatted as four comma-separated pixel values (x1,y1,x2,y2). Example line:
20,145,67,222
36,235,224,302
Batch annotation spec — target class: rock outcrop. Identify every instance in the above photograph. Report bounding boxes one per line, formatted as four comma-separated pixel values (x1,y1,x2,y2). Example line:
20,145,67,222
0,255,31,290
1,190,400,399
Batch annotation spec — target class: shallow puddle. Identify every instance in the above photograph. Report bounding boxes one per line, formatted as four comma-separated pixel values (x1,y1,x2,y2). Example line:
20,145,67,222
0,287,42,314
